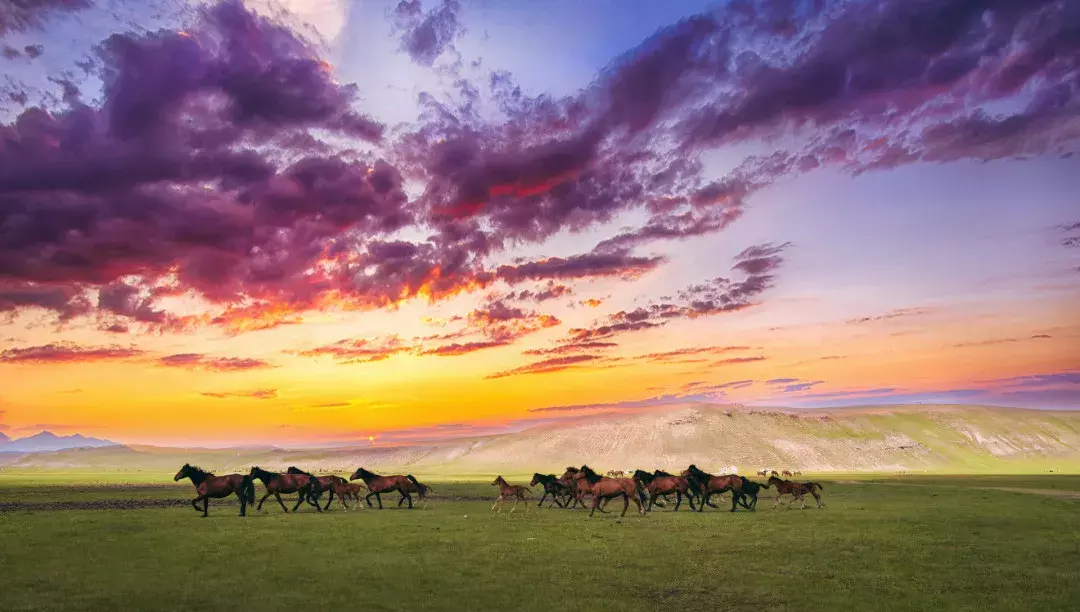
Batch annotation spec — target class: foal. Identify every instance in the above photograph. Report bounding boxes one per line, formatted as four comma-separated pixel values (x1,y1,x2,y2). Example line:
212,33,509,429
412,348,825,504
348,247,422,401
768,476,825,509
491,476,530,513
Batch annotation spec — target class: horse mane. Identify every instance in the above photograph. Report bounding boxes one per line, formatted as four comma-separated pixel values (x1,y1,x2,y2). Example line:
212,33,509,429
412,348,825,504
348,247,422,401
286,466,314,477
654,469,673,477
186,464,212,477
353,467,377,480
579,465,602,484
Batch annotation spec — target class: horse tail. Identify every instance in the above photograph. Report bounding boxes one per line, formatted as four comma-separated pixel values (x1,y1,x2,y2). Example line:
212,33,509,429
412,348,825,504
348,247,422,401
406,474,428,498
812,482,823,491
241,475,256,504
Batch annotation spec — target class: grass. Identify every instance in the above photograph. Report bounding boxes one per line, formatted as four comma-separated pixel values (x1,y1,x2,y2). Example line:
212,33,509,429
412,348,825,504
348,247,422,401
1,473,1079,611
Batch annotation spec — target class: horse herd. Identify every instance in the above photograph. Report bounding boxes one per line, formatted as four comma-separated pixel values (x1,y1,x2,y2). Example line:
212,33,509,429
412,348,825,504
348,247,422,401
173,464,430,517
495,465,825,517
172,463,824,518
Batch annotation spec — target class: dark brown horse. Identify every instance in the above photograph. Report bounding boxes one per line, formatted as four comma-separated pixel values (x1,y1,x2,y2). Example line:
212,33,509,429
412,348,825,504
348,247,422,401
530,473,573,508
349,467,426,509
578,465,644,518
491,475,530,514
735,477,769,511
174,464,255,517
286,467,349,511
682,464,745,512
768,476,825,509
560,466,592,510
248,466,323,513
640,471,697,512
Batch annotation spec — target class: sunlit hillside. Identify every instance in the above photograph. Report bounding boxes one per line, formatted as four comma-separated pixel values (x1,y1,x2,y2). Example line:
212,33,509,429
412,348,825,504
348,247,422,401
5,404,1078,477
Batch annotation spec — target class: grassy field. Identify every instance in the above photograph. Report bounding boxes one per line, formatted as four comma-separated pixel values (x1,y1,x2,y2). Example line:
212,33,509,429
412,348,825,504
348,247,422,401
1,473,1079,611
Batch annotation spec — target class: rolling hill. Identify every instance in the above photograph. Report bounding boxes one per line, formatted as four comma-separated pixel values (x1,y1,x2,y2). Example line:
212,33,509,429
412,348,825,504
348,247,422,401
2,403,1079,476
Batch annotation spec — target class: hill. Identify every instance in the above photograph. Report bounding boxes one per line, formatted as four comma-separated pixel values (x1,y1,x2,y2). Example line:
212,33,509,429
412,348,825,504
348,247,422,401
3,403,1079,475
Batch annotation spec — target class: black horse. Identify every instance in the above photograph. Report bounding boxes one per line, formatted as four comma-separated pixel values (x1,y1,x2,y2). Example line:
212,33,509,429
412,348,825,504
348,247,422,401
530,473,574,508
734,477,769,511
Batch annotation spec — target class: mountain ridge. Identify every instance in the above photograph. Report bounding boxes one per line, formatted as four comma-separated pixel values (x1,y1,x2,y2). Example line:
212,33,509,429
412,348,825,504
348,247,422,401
0,431,118,453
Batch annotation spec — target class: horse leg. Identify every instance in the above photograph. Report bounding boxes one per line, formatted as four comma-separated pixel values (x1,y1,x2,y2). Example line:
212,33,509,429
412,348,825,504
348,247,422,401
510,496,519,514
323,489,335,511
647,492,656,512
375,492,384,509
193,496,208,517
697,493,708,512
235,489,247,517
274,492,290,513
620,493,630,517
191,497,203,513
588,495,601,518
405,493,413,509
257,491,273,512
673,491,682,512
292,492,306,512
730,492,739,512
813,490,825,508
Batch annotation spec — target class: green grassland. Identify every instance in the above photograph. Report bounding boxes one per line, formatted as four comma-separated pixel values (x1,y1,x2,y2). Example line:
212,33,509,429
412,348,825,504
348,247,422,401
2,473,1079,611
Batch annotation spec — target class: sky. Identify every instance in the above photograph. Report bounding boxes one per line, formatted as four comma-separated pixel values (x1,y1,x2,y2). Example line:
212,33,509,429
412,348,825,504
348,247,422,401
0,0,1078,447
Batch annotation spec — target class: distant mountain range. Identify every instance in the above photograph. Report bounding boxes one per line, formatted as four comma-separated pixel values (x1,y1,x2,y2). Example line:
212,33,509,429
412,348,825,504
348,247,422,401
0,431,118,453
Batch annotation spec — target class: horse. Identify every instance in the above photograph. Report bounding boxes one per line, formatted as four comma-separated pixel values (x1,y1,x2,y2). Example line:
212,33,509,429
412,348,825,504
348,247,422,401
530,473,573,508
770,470,780,477
491,476,530,514
782,469,793,477
734,477,769,511
349,467,424,509
793,470,803,476
578,465,645,518
606,469,626,477
757,469,769,477
641,471,697,512
560,466,595,510
286,467,349,511
682,464,745,512
174,464,255,517
767,476,825,509
248,466,324,513
405,475,433,509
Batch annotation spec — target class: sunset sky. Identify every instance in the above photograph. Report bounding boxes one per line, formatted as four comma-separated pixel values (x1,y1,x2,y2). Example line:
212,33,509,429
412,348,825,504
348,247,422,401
0,0,1078,447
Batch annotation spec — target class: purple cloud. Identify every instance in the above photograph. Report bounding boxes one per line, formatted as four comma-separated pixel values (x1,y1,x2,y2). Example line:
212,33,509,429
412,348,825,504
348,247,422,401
0,342,143,364
391,0,464,66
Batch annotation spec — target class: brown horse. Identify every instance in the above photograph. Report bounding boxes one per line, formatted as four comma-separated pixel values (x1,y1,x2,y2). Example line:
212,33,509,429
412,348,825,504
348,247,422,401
768,476,825,509
286,467,349,511
349,467,426,509
248,466,323,513
757,470,769,477
641,472,697,512
578,465,644,518
530,473,573,508
793,470,803,476
174,464,255,517
560,466,594,510
682,464,745,512
491,476,530,514
782,469,793,477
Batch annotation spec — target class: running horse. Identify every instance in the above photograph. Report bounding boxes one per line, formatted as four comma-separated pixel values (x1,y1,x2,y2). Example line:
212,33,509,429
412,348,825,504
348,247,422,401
682,464,746,512
768,476,825,509
349,467,427,509
174,464,255,518
577,465,645,518
286,467,348,511
491,475,530,514
637,470,697,512
734,477,769,511
530,473,573,508
248,466,324,513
